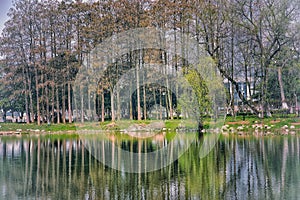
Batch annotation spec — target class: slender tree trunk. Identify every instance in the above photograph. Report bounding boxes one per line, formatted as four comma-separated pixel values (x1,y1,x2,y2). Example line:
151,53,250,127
245,61,252,103
166,80,173,120
159,88,162,120
25,90,30,124
261,67,271,118
73,87,78,122
56,87,60,124
278,67,288,109
28,22,35,124
165,91,169,119
143,84,147,120
130,82,133,120
136,57,141,120
230,82,235,117
230,20,236,117
88,89,91,121
101,92,105,122
35,67,40,125
81,89,84,123
23,67,30,124
46,86,50,124
93,93,97,121
264,67,272,117
117,84,121,120
153,89,158,120
164,50,173,120
68,82,72,123
174,16,179,119
51,82,55,123
27,71,34,123
110,89,115,121
97,93,101,121
295,94,298,116
41,74,45,124
62,84,66,124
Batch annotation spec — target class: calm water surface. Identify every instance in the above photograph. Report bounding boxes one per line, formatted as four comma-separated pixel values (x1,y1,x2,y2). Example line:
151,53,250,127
0,133,299,200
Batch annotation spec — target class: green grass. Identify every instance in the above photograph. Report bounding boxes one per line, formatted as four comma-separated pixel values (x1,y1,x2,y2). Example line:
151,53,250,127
0,123,76,132
165,120,181,130
0,115,299,135
224,115,300,132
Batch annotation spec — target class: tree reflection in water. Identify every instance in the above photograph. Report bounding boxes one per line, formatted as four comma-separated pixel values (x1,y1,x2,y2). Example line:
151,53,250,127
0,134,299,199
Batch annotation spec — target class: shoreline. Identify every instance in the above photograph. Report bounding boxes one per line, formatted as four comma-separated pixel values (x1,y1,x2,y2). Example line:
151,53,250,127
0,117,299,137
0,128,299,137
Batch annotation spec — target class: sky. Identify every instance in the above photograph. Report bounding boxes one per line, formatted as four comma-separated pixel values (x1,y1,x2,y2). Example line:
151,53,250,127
0,0,13,33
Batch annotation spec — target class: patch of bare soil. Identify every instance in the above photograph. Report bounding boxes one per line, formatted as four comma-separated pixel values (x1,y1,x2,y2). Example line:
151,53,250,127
227,121,250,125
105,122,117,128
270,120,280,124
291,122,300,125
270,120,281,124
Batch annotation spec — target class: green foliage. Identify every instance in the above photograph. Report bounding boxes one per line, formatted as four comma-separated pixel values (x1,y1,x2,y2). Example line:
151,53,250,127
181,57,225,124
185,68,211,117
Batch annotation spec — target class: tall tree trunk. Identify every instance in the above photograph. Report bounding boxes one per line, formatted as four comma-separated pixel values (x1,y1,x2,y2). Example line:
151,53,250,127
101,92,105,122
165,91,169,119
143,83,147,120
92,93,97,121
51,82,55,123
159,88,162,120
153,89,158,120
261,67,271,118
35,67,40,125
164,50,173,120
62,84,66,124
80,87,84,123
41,74,45,124
68,82,72,123
88,89,91,121
56,87,60,124
130,82,133,120
117,84,121,121
73,87,78,122
230,19,236,118
136,56,141,120
46,86,50,124
23,67,30,124
27,70,34,123
110,89,115,121
278,67,288,109
166,80,173,120
230,82,235,117
25,89,30,124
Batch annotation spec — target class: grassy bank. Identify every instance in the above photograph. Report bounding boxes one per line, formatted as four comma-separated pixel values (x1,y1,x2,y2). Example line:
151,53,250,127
225,115,300,127
0,115,299,135
0,123,76,133
223,115,300,134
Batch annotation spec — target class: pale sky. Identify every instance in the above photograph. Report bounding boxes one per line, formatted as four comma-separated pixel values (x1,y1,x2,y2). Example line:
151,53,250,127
0,0,13,33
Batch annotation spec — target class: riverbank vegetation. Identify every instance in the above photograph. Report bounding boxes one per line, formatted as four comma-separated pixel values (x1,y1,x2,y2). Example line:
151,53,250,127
0,114,299,135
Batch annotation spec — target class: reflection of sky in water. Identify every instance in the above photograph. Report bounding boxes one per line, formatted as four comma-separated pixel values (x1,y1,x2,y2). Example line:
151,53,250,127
0,0,12,33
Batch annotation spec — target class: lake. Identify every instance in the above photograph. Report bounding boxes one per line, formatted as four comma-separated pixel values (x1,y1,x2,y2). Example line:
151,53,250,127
0,133,299,199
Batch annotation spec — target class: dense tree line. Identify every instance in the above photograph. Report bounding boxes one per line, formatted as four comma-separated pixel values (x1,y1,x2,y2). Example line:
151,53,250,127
0,0,299,124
